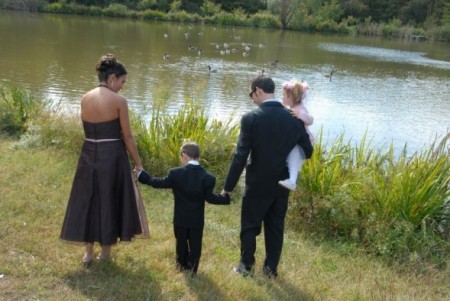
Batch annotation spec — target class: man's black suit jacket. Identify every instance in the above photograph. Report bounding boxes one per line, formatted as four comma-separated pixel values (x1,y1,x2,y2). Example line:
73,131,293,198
138,164,230,228
224,100,313,198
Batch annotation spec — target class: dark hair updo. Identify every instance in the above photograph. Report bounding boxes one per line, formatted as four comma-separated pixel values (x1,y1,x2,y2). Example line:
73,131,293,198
95,54,127,82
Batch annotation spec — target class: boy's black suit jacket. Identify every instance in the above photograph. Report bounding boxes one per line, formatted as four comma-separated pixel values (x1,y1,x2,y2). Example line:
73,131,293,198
138,164,230,228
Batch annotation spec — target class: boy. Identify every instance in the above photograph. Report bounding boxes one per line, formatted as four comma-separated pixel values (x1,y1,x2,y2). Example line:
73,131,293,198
137,141,230,274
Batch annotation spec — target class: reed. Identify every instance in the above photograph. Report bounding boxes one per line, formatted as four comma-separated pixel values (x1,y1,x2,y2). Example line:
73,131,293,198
291,129,450,266
131,101,239,186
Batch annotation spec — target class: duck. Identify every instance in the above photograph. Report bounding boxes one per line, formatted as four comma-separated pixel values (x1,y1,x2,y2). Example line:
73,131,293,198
188,45,197,51
198,49,204,56
208,65,217,73
270,60,279,67
163,53,170,60
242,51,250,57
324,69,336,81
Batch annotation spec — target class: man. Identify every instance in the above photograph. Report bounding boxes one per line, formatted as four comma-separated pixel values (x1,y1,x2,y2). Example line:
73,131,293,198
222,75,313,278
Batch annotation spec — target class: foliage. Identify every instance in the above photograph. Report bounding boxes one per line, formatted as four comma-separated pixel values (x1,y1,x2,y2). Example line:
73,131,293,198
136,0,170,11
249,11,281,28
291,130,450,266
131,101,239,186
9,0,447,40
200,0,221,17
267,0,303,29
427,24,450,42
205,10,249,26
444,2,450,25
0,86,46,137
0,0,46,11
317,0,343,22
141,9,167,21
16,105,84,155
103,3,129,17
167,9,201,22
169,0,182,13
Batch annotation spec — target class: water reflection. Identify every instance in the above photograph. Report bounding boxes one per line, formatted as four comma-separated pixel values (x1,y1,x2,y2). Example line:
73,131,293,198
318,43,450,70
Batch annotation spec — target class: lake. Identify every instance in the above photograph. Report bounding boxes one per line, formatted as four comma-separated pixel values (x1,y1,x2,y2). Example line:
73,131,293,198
1,11,449,155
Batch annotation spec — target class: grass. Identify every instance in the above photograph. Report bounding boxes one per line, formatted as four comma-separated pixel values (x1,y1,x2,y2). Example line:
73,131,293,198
1,137,450,300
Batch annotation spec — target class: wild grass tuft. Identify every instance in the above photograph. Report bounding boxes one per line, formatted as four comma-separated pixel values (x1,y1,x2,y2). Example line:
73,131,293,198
291,129,450,267
0,85,47,137
131,101,239,187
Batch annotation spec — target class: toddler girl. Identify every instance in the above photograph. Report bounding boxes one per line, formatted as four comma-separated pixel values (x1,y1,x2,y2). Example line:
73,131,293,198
278,79,314,191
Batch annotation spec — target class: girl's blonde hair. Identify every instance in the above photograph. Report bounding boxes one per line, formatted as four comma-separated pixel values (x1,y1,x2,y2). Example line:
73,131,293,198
282,79,309,105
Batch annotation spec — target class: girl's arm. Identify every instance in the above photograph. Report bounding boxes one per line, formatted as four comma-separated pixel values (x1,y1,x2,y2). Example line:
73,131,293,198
295,105,314,126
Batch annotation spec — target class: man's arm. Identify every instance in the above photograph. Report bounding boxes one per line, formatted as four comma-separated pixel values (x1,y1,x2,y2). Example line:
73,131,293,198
223,114,253,192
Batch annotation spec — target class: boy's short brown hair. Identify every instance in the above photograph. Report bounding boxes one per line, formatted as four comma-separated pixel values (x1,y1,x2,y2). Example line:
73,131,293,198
181,141,200,160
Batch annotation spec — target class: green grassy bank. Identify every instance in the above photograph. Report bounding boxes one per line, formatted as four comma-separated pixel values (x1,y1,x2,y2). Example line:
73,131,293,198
1,85,449,299
1,137,449,300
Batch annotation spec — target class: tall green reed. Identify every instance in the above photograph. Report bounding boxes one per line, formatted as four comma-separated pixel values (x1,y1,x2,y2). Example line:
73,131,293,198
131,101,239,186
292,130,450,265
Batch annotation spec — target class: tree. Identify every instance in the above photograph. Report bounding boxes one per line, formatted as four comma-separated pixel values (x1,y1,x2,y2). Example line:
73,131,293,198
200,0,221,16
267,0,303,29
317,0,343,22
340,0,369,19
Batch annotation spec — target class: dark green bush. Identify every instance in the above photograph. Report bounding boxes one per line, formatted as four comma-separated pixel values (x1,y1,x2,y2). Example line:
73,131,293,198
142,9,167,21
0,86,46,137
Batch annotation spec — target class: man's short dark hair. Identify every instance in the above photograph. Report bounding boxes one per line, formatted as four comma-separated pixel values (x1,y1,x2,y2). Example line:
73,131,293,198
250,75,275,94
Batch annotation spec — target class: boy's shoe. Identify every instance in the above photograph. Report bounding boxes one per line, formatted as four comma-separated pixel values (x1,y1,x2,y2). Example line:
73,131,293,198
278,179,296,191
232,263,252,277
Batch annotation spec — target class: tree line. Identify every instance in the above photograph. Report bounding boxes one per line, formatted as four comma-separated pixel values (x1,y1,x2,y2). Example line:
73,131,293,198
40,0,448,26
2,0,449,41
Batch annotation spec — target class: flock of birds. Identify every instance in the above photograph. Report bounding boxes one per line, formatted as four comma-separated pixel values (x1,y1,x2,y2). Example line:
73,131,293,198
161,26,336,80
160,26,282,75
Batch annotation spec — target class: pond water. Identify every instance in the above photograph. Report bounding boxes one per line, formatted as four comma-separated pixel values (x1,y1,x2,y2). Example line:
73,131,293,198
1,11,449,155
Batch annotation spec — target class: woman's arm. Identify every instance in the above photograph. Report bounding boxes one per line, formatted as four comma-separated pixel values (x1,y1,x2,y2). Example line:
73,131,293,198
118,96,143,171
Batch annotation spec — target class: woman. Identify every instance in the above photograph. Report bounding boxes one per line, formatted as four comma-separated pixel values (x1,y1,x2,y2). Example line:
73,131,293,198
60,54,144,267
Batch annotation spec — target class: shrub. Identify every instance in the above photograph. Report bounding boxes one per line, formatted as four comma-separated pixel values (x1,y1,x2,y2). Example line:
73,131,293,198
290,130,450,266
141,9,167,21
167,10,201,23
428,25,450,42
0,86,46,137
209,11,249,26
103,3,129,18
249,11,280,29
17,109,83,155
